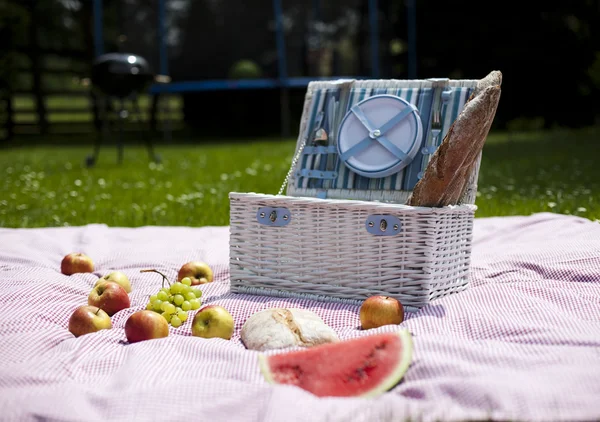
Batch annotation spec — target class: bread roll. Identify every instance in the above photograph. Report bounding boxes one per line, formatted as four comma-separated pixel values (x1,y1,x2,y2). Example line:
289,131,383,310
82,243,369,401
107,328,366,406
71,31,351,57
241,308,339,351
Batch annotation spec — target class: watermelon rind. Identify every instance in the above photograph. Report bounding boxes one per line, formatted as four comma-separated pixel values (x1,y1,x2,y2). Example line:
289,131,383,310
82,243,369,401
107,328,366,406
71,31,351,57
361,329,413,398
258,329,413,398
258,353,275,384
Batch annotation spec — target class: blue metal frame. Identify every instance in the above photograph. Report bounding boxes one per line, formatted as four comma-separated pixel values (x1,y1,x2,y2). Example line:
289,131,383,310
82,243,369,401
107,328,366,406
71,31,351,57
368,0,380,78
407,0,417,78
149,76,357,94
91,0,403,92
93,0,104,57
157,0,168,75
272,0,288,83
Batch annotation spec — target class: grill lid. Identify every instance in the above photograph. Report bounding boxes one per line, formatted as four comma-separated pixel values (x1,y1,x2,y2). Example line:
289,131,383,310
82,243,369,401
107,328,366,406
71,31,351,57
91,53,154,98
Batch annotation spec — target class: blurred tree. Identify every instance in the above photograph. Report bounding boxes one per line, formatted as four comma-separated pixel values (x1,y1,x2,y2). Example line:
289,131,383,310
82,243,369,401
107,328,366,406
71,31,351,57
0,1,29,91
402,2,599,128
3,0,597,134
0,1,29,140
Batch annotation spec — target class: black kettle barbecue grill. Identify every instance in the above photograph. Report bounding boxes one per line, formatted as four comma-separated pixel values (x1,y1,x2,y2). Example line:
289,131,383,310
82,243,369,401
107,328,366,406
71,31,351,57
87,53,162,167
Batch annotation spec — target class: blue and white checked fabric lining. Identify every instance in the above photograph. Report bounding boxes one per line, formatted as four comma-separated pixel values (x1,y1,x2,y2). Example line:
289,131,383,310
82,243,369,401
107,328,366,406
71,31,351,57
294,81,474,196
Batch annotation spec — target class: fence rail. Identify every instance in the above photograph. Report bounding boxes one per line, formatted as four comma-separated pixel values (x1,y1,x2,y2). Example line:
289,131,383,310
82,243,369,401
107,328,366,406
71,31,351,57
1,50,182,141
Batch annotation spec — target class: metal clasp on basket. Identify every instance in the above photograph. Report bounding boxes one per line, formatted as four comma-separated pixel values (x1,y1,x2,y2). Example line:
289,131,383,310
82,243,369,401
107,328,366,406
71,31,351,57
365,215,402,236
257,207,291,227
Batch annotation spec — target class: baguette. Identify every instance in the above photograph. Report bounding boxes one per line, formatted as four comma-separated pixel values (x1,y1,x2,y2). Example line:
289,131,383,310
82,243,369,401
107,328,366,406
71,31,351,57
408,72,502,207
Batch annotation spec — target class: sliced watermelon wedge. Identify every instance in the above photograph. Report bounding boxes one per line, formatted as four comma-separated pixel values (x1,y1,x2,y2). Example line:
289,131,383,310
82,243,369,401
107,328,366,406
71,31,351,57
258,330,413,398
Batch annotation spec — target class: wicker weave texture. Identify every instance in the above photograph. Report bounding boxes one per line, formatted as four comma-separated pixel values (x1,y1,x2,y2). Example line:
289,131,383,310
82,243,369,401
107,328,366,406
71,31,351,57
229,193,475,311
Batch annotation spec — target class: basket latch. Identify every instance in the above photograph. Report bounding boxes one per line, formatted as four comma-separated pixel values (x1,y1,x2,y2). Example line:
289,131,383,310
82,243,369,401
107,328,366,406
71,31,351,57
365,215,402,236
257,207,291,227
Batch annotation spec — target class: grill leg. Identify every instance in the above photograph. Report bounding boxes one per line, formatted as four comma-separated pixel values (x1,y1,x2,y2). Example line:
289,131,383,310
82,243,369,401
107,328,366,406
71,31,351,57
86,95,108,168
116,99,127,165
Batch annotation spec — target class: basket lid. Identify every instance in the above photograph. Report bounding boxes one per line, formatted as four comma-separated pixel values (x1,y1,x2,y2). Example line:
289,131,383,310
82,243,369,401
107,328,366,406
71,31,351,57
337,94,423,178
283,78,481,204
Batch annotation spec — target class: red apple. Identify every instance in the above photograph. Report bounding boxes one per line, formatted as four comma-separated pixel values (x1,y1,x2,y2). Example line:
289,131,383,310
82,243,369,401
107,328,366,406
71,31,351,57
61,252,94,275
177,261,213,286
191,305,234,340
125,310,169,343
88,281,130,316
68,305,112,337
95,271,132,293
359,296,404,330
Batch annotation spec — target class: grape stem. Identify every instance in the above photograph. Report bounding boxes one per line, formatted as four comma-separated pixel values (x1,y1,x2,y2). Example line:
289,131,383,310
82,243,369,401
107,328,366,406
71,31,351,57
140,269,171,288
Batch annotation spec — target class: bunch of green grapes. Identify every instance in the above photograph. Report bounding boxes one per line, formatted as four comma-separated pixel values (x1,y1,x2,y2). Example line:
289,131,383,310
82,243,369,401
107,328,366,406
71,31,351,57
142,271,202,327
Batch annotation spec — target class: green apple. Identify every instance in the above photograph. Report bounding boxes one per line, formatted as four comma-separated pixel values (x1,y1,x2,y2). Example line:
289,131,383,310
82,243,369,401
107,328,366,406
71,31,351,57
191,305,234,340
68,305,112,337
177,261,213,285
96,271,132,293
125,310,169,343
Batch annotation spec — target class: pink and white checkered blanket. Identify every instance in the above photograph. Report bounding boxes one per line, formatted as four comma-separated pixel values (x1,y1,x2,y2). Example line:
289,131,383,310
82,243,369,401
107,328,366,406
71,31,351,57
0,213,599,422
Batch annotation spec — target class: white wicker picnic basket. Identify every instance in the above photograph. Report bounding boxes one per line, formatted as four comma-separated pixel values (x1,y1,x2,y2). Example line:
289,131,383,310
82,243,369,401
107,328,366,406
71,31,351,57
229,77,482,312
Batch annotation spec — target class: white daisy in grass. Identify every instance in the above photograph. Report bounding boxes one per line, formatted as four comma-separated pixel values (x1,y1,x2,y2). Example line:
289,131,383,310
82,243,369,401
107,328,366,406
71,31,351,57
547,202,557,208
577,207,587,213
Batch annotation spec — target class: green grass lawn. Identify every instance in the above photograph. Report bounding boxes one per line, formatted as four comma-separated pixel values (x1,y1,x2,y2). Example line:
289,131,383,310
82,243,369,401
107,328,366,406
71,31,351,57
1,126,598,228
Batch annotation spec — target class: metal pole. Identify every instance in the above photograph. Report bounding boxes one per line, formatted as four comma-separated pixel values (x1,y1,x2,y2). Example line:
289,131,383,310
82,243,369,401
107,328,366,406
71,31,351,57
407,0,417,78
158,0,168,76
368,0,380,78
93,0,104,57
273,0,290,138
312,0,320,18
273,0,288,81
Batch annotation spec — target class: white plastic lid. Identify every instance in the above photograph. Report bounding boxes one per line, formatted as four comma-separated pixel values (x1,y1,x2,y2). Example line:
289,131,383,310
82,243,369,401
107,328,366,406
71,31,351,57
337,94,423,178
